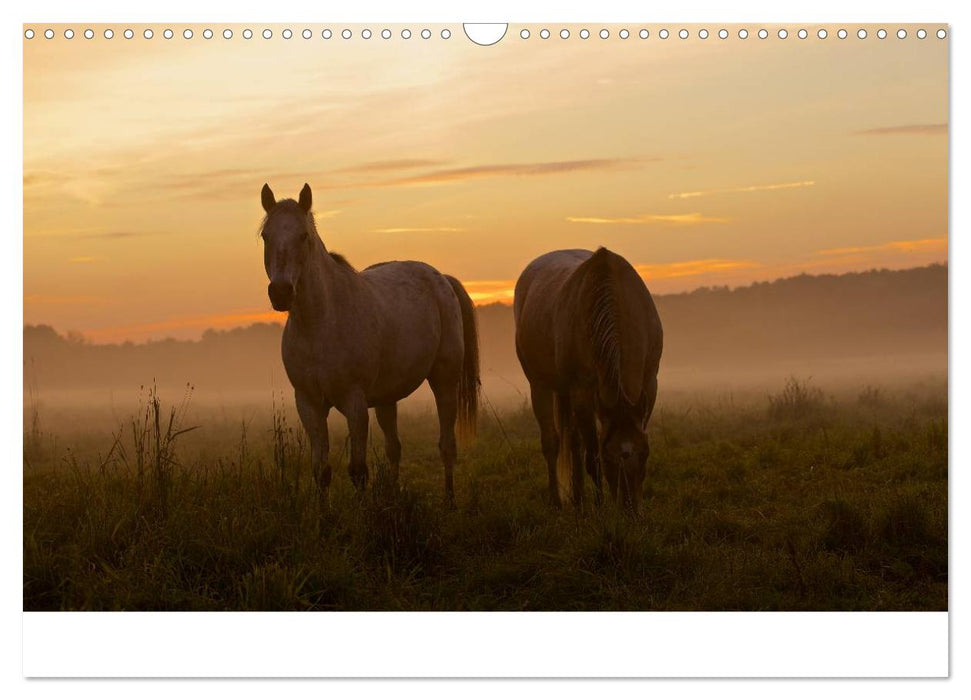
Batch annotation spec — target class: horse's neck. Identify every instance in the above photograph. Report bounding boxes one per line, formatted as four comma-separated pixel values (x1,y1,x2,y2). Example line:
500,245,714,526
289,240,360,331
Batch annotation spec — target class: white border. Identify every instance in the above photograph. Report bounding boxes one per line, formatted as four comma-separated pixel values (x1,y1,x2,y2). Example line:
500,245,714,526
6,0,964,689
23,612,948,678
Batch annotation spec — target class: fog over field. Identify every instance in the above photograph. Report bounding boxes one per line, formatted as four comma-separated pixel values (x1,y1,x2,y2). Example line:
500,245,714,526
24,264,946,435
23,263,948,612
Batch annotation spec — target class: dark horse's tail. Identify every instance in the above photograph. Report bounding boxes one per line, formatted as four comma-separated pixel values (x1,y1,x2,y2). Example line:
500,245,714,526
445,275,480,438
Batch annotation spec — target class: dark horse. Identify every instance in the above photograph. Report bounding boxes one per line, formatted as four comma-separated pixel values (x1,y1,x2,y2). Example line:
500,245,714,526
258,183,480,505
514,248,663,510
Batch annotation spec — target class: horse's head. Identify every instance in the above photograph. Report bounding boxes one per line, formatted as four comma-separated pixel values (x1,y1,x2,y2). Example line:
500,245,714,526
258,183,314,311
600,411,649,512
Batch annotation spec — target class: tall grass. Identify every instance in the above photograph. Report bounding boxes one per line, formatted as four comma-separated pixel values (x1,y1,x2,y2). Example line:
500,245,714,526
23,377,947,611
113,383,197,518
768,376,825,420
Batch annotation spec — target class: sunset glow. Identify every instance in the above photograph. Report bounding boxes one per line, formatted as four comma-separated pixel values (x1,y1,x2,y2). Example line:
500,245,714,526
23,24,948,343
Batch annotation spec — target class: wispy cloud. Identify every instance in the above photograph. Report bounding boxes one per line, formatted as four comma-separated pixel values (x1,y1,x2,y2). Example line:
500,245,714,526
23,170,70,188
24,294,111,306
30,158,649,205
368,158,650,188
668,180,816,200
77,231,150,240
816,237,947,257
335,159,448,174
633,258,761,280
24,230,153,240
855,124,947,136
371,226,465,234
566,212,729,225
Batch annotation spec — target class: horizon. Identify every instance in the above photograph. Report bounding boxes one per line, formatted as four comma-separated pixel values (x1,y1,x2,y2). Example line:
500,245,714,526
26,260,947,345
24,25,947,343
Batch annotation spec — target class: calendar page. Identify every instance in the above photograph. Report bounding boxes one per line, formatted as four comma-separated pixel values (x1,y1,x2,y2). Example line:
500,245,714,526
20,18,949,679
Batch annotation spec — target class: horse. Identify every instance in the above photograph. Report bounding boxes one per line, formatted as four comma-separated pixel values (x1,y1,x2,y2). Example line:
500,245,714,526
257,183,479,505
514,248,663,511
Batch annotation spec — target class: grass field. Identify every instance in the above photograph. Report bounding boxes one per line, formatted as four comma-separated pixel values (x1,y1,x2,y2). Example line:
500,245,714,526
23,378,947,611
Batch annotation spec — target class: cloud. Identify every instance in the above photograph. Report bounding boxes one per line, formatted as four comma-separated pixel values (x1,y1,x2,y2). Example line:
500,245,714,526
633,258,761,280
816,238,947,257
368,158,650,188
142,159,647,200
23,230,153,240
335,159,448,174
24,294,111,306
32,157,650,206
566,212,729,225
23,170,69,188
371,226,465,234
77,231,150,240
668,180,816,200
855,124,948,136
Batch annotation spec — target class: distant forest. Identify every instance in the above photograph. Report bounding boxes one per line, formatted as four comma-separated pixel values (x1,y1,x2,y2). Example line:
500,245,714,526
24,264,947,395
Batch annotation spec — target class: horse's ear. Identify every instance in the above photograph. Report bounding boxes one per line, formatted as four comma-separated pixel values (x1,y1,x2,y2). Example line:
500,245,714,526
298,183,312,213
261,183,276,213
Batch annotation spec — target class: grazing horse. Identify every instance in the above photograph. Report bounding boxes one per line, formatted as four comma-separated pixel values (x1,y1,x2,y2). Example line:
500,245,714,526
258,183,479,505
514,248,663,511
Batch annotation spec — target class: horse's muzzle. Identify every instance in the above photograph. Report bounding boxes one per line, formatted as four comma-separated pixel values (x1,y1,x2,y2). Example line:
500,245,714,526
268,281,294,311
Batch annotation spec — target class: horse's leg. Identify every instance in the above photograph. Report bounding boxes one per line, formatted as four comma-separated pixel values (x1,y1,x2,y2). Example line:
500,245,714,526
575,403,602,506
561,391,585,510
375,403,401,483
341,390,370,491
569,423,585,509
428,378,459,507
530,383,560,508
295,390,331,497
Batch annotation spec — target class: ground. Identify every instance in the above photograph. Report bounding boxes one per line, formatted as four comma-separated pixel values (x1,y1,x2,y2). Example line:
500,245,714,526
23,378,947,611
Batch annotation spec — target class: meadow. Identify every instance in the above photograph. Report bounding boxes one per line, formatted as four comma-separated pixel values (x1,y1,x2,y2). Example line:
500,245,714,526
23,377,947,611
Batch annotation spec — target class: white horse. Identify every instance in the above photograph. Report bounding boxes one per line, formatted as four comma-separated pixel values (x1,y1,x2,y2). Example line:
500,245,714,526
258,183,479,504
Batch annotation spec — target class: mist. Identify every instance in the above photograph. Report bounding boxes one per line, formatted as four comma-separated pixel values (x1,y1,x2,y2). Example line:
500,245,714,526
24,264,947,436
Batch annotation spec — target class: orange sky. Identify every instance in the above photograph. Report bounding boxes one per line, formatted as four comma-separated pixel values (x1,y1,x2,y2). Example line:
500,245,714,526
23,24,948,343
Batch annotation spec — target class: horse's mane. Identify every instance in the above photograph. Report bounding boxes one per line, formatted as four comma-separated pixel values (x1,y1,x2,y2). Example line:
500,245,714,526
586,248,624,403
328,252,355,270
582,247,650,406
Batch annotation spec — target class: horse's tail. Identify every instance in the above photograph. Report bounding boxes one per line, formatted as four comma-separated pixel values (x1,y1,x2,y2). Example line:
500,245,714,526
445,275,480,439
553,391,575,505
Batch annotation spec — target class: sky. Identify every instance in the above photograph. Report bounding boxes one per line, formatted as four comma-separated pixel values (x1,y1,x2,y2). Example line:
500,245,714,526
23,23,948,343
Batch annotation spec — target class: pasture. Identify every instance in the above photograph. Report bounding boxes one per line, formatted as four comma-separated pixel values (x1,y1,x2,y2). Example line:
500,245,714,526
23,377,947,611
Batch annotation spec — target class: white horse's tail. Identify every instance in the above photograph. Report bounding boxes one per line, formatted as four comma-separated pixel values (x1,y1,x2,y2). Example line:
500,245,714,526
445,275,480,439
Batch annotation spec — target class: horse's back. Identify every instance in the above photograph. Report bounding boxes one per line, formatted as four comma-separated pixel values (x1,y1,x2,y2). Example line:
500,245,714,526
515,248,662,397
360,260,463,401
514,250,594,387
514,250,591,317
